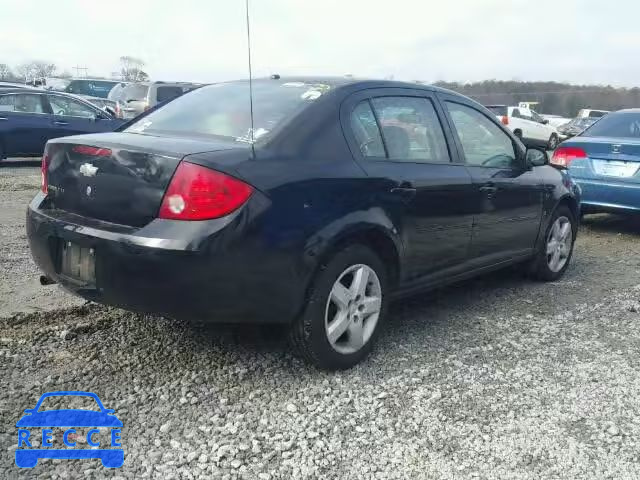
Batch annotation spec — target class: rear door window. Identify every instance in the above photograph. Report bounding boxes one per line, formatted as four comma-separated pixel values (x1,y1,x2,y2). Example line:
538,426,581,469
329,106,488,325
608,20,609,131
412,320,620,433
350,101,385,157
371,96,450,163
0,94,14,112
155,86,185,104
9,94,45,114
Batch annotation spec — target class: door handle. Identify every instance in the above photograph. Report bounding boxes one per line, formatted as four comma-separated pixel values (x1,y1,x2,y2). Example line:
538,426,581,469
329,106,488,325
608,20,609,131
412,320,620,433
479,184,498,194
53,121,69,126
0,116,7,121
390,182,417,200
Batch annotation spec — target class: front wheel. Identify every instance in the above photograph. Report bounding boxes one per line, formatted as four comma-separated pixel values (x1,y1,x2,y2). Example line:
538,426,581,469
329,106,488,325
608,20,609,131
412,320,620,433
289,245,388,370
530,205,576,281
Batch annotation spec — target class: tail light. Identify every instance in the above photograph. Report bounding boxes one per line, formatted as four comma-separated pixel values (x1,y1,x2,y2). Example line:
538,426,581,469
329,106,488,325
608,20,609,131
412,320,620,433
551,146,587,168
501,115,509,125
159,162,253,221
41,149,50,194
72,145,112,157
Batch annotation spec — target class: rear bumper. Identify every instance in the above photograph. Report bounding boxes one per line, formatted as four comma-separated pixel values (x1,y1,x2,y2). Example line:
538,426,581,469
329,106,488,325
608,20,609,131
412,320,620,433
574,177,640,213
26,193,306,324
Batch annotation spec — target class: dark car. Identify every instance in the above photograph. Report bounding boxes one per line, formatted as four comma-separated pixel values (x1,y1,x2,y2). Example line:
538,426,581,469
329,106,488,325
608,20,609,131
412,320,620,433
0,89,123,160
557,117,598,139
552,109,640,215
27,78,580,369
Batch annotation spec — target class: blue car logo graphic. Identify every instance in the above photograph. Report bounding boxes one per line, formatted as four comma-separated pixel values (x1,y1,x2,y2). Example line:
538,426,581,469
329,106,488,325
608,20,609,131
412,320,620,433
15,391,123,468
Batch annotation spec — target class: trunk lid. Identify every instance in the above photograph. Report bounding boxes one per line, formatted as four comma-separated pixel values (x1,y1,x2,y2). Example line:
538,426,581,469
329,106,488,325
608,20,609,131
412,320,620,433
46,132,250,227
564,136,640,183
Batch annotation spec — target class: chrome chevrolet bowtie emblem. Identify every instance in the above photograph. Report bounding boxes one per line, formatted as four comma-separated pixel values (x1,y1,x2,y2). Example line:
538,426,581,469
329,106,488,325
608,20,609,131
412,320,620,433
79,163,98,177
86,186,92,196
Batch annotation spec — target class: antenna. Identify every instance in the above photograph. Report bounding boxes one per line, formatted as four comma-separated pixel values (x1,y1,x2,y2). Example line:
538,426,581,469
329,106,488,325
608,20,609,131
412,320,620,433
245,0,256,157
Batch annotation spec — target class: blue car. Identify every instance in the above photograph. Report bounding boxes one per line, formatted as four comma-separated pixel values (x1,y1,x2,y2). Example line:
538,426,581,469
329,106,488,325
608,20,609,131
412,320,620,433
552,109,640,215
0,89,123,160
15,391,123,468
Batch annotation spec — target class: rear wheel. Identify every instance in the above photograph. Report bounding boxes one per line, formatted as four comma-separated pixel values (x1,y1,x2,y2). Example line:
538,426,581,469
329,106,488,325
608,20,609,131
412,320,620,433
289,245,388,370
547,133,559,150
530,205,576,281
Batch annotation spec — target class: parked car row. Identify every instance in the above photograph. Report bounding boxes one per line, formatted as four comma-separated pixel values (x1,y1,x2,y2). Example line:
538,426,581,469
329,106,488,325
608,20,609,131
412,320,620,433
0,78,206,159
107,81,204,119
0,89,122,159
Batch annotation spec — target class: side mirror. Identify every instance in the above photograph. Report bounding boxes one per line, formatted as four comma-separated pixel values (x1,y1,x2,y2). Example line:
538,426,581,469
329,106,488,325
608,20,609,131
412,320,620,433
103,106,116,117
542,118,549,125
526,148,548,167
104,409,115,414
23,408,35,414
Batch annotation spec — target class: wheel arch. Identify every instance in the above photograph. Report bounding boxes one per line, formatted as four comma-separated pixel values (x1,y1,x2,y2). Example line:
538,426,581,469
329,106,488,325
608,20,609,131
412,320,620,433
306,221,404,291
537,194,580,249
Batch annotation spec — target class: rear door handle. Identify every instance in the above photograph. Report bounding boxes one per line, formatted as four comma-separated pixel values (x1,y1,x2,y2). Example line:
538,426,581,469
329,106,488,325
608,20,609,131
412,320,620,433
390,182,417,201
0,116,7,121
53,121,68,126
479,184,498,194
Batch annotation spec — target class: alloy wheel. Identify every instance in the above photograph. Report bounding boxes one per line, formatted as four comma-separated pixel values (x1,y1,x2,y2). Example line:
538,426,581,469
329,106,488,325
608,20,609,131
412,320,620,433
546,216,572,272
324,264,382,354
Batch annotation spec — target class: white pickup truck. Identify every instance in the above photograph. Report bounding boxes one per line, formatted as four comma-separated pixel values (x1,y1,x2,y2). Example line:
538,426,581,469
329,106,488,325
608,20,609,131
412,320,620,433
486,105,561,150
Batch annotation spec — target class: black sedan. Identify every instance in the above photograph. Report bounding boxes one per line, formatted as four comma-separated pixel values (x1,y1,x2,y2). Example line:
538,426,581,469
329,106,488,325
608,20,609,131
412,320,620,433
27,78,580,369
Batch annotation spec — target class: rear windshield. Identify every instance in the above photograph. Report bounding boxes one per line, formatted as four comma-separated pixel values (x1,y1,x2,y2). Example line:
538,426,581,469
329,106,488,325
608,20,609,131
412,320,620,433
65,80,118,98
582,113,640,138
123,84,149,101
156,86,185,103
125,80,331,142
486,105,507,116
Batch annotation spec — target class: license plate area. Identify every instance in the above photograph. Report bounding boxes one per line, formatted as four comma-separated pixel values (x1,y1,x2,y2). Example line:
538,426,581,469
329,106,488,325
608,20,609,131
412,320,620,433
59,241,96,285
593,159,639,178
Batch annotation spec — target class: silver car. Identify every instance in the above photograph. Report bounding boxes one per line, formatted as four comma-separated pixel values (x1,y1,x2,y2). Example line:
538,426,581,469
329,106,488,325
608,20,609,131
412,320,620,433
108,81,202,120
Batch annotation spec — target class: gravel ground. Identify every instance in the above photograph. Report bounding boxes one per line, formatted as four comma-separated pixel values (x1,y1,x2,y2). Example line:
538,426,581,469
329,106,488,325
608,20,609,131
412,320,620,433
1,160,640,479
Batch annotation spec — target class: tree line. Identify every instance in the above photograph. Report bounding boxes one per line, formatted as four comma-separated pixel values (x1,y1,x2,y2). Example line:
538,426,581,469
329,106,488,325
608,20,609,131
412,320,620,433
0,56,149,83
433,80,640,117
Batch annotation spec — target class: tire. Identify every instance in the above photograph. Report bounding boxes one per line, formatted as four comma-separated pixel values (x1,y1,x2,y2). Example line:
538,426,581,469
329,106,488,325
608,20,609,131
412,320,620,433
529,205,576,281
547,133,559,150
289,244,389,370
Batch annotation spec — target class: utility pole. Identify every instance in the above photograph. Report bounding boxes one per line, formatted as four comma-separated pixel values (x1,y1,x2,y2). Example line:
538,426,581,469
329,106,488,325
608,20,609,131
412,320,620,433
73,65,88,78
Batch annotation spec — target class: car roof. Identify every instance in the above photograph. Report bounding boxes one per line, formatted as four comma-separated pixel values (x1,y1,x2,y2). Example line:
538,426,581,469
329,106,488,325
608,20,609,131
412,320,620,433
610,108,640,114
0,88,41,94
68,78,119,83
35,390,102,402
209,76,463,96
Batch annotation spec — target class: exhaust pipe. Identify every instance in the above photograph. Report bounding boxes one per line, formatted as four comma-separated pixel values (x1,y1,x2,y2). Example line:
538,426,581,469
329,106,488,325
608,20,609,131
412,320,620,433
40,275,56,286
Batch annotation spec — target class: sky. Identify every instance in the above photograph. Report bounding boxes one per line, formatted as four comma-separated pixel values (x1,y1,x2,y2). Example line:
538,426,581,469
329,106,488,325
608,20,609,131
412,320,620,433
2,0,640,86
